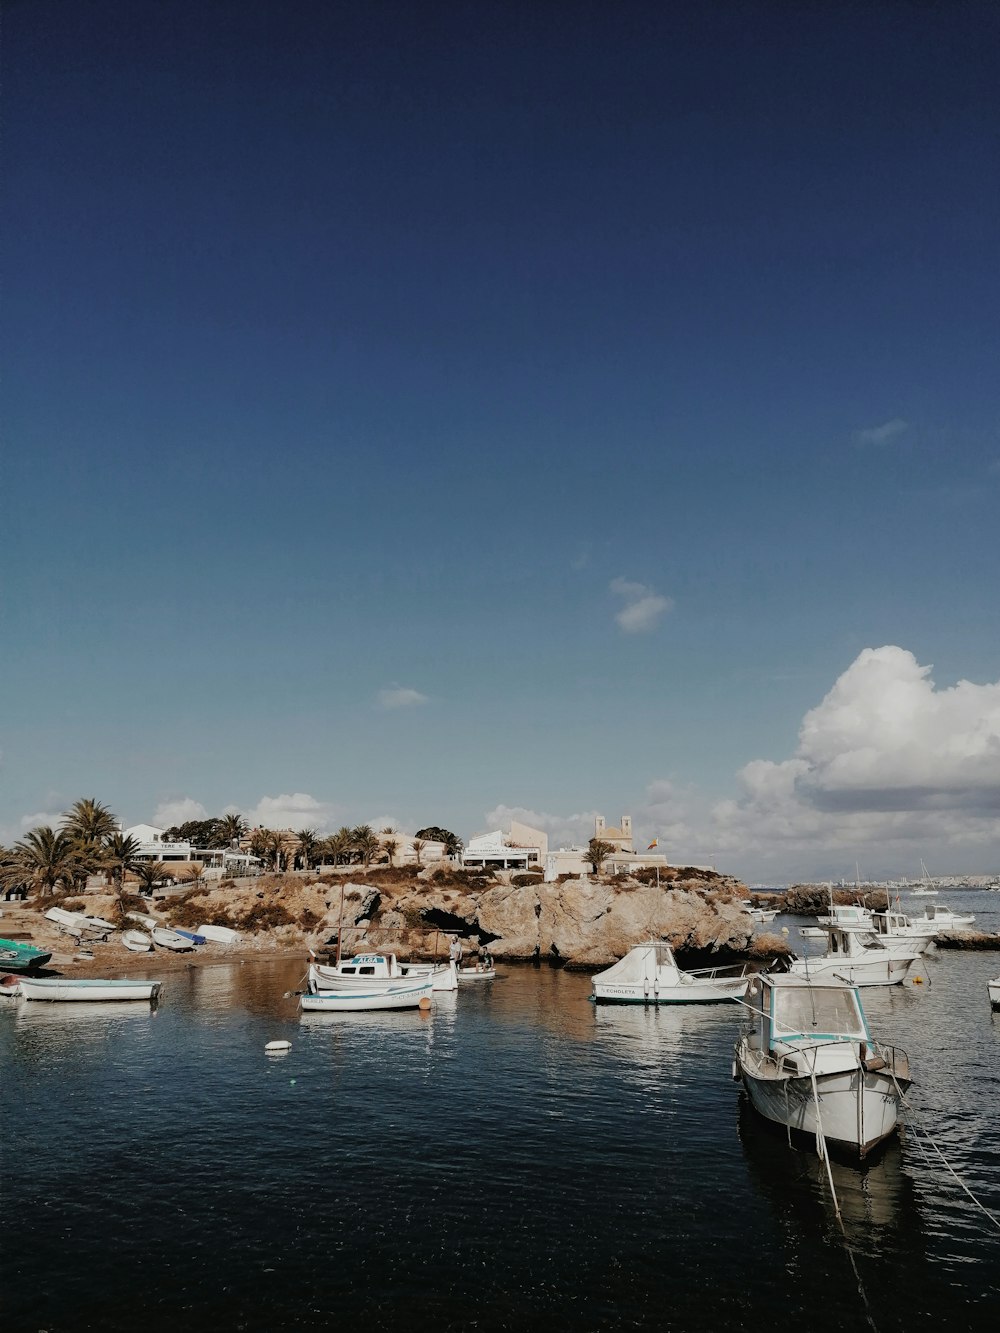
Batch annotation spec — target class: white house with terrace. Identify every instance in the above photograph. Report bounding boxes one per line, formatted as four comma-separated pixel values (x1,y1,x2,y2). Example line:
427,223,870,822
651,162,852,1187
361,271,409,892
123,824,261,876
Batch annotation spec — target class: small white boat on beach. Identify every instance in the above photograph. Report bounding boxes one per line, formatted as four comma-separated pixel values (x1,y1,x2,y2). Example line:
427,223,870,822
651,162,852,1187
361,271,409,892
988,977,1000,1011
734,974,911,1158
788,925,921,986
45,907,114,939
591,942,750,1005
19,977,163,1003
122,929,153,953
152,926,195,952
196,924,241,944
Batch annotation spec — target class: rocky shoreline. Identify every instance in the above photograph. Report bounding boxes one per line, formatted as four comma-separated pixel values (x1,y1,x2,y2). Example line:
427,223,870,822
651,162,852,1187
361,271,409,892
3,864,781,975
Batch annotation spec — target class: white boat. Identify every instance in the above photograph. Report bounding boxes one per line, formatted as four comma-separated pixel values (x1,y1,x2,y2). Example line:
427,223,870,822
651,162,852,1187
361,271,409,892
44,906,114,939
908,903,975,932
911,860,938,896
458,966,497,981
819,907,935,955
788,925,920,986
309,953,452,994
749,906,779,923
989,977,1000,1011
591,941,750,1005
196,924,241,944
301,975,433,1012
122,929,153,953
799,926,827,940
127,912,159,929
19,977,163,1003
152,926,195,952
817,904,872,929
0,974,22,999
734,974,911,1158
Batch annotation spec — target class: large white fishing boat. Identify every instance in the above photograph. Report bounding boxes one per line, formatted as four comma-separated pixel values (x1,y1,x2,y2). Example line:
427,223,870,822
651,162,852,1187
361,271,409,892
788,925,921,986
734,974,911,1157
908,903,975,932
308,954,456,993
591,942,750,1005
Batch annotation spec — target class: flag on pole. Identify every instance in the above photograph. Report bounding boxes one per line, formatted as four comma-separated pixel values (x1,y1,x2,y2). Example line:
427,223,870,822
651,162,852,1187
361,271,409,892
647,838,658,850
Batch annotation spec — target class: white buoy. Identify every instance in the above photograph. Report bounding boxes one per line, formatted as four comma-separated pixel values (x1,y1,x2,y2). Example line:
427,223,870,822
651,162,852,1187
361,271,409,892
265,1040,292,1053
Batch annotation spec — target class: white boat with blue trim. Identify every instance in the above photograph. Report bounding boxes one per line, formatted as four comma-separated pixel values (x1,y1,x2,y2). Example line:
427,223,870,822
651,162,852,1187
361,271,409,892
734,974,911,1157
303,953,434,1012
591,942,750,1005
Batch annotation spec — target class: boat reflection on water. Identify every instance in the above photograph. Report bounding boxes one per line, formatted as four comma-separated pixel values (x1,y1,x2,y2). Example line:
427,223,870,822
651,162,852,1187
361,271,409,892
736,1093,920,1253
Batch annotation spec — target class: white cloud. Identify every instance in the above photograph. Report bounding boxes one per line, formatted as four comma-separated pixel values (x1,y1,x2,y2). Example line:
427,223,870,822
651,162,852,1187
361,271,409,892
377,685,429,710
153,797,208,828
243,792,339,832
710,646,1000,876
610,577,673,633
854,418,908,445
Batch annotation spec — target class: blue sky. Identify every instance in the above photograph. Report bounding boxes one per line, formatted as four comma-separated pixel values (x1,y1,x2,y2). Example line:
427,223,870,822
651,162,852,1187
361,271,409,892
4,1,999,880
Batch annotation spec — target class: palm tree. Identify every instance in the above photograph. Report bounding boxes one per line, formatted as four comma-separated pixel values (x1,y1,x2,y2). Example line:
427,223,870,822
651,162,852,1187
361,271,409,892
296,828,318,871
132,860,169,894
351,825,379,871
63,797,118,847
382,837,399,867
266,830,286,872
183,862,208,888
588,838,615,876
321,829,351,866
219,813,248,846
411,837,427,868
105,833,143,898
6,826,81,896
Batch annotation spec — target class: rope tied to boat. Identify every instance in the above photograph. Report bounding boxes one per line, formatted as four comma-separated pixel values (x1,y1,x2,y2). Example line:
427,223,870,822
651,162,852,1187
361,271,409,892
887,1068,1000,1234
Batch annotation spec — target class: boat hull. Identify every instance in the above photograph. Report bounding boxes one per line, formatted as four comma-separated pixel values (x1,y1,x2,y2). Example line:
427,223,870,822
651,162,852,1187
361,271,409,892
301,980,432,1012
989,980,1000,1011
737,1057,905,1157
20,978,162,1003
122,930,153,953
593,977,749,1004
458,967,497,981
788,956,915,987
0,938,53,972
152,928,194,952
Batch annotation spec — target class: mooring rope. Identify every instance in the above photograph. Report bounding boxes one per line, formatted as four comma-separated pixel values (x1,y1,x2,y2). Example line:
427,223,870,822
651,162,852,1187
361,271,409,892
888,1068,1000,1233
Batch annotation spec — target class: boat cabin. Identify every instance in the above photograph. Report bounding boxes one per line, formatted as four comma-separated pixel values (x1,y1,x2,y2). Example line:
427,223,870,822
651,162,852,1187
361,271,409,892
868,910,913,938
817,904,871,928
332,953,402,978
745,975,870,1059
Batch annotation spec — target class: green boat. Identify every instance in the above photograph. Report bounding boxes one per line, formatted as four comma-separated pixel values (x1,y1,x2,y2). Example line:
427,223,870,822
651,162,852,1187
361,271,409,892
0,937,53,971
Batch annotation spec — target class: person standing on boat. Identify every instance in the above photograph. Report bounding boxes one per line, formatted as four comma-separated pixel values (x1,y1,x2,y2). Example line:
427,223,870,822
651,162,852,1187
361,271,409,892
449,936,462,969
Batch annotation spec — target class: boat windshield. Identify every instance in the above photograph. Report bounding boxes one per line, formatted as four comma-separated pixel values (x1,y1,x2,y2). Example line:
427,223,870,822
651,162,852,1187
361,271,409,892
772,988,867,1041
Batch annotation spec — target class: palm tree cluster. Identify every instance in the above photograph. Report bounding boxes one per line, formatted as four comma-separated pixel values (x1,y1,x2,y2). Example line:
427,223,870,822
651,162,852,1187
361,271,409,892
0,798,149,900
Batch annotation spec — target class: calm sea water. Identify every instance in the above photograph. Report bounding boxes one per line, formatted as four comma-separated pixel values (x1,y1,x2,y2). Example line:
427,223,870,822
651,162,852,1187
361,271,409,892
3,890,999,1332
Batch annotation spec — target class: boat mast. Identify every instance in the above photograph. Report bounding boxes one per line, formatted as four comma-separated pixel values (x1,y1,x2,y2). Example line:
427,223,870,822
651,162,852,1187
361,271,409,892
336,881,346,966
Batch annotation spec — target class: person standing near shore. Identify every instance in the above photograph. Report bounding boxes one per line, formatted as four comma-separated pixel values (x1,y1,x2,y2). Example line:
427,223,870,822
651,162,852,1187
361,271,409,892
448,936,462,969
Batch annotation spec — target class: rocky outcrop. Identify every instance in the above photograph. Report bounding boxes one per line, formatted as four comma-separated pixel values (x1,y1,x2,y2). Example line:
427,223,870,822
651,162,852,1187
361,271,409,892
361,871,753,966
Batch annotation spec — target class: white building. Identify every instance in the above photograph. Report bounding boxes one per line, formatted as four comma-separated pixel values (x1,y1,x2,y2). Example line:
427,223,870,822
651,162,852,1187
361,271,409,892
463,820,548,870
123,824,260,876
